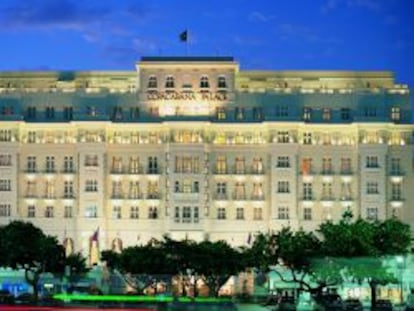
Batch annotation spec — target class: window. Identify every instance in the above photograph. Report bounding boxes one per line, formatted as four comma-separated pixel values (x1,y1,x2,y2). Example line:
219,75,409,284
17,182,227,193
322,183,333,199
46,156,55,173
0,154,11,166
216,156,227,174
235,107,245,120
253,208,263,220
27,106,36,119
63,156,74,173
182,206,192,223
303,107,312,121
253,107,263,120
45,181,55,198
27,205,35,218
391,183,402,200
193,207,199,223
234,182,246,200
340,182,352,200
129,181,141,199
322,157,332,174
303,183,313,200
217,207,226,219
366,156,379,168
235,157,245,174
165,76,175,88
64,205,72,218
364,107,377,117
45,106,55,119
174,206,180,222
303,132,312,144
218,76,227,88
112,107,123,121
85,155,98,167
1,106,13,115
0,130,12,142
252,183,264,200
85,180,98,192
278,207,289,220
0,179,11,191
85,205,97,218
390,158,401,175
64,181,74,198
148,76,157,88
303,207,312,220
111,156,123,173
129,157,141,174
366,182,379,194
391,107,400,121
200,76,209,88
87,106,97,116
277,181,290,193
26,180,37,197
366,207,378,221
45,206,54,218
216,182,227,199
147,182,159,199
148,156,158,174
148,206,158,219
301,158,312,175
130,107,140,119
277,156,290,168
130,206,139,219
64,107,73,120
28,131,36,143
340,158,352,174
322,108,331,121
341,108,351,121
216,108,226,120
277,131,290,143
113,206,122,219
252,157,263,174
236,207,244,220
0,204,11,217
275,105,289,117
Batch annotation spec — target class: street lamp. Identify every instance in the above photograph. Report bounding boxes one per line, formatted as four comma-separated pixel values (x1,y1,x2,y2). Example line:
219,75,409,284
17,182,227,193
396,256,405,305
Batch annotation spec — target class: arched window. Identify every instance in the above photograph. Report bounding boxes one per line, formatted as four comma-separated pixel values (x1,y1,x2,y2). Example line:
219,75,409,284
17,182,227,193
165,76,175,88
218,76,227,88
147,76,157,88
200,76,209,88
112,238,123,253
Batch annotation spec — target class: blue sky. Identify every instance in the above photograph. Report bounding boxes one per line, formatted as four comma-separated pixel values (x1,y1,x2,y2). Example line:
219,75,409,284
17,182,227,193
0,0,413,91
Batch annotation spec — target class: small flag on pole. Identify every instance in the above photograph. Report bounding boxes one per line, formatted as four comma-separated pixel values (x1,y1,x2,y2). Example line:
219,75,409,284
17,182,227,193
179,30,188,42
247,232,252,245
91,227,99,242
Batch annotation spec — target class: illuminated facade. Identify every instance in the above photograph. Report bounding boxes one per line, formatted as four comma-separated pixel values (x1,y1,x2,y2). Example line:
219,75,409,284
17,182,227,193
0,56,412,260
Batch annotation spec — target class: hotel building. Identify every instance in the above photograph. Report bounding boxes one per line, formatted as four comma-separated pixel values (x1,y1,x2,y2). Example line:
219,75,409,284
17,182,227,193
0,56,412,260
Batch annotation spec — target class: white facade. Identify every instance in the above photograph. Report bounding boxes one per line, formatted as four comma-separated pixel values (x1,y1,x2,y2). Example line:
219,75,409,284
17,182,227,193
0,56,412,261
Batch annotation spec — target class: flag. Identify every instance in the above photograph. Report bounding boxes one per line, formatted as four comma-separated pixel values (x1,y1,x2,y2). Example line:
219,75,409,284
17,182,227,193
247,232,252,245
91,227,99,242
179,30,188,42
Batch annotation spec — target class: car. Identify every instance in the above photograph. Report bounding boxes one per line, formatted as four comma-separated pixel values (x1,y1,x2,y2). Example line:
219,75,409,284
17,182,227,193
343,298,363,311
373,299,393,311
314,293,344,311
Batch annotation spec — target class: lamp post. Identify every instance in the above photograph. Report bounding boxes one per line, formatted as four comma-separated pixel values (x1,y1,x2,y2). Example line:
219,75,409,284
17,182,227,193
396,256,405,305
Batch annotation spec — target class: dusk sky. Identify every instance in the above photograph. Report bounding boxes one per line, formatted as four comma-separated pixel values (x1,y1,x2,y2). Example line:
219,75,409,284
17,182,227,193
0,0,413,92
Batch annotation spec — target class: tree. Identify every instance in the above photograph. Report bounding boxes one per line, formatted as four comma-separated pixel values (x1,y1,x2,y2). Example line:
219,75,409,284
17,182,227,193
64,252,90,292
318,216,411,309
0,221,65,303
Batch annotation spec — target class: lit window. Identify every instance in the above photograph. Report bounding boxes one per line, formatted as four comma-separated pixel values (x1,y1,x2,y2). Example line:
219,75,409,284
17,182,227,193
322,108,331,121
216,108,226,120
85,205,97,218
303,107,312,121
391,107,400,122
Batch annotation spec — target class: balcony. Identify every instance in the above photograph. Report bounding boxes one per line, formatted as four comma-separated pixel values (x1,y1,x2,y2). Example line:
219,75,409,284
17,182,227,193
251,195,265,201
390,197,404,208
213,194,228,201
389,170,404,177
61,169,76,174
147,193,161,200
146,169,160,175
111,193,124,200
321,169,334,176
213,169,231,175
232,194,248,201
340,169,353,176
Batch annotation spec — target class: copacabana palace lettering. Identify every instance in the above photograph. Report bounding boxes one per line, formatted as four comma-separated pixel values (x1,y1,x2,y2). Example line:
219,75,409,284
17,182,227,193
147,91,227,101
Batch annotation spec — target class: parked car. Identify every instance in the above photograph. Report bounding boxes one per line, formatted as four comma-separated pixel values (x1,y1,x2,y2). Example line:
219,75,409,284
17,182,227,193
343,298,363,311
314,293,344,311
373,299,393,311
